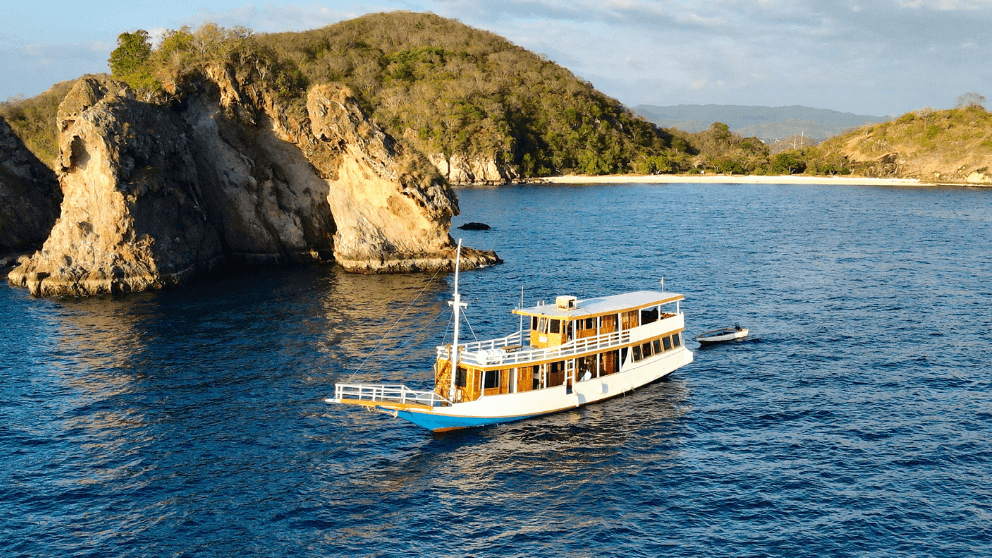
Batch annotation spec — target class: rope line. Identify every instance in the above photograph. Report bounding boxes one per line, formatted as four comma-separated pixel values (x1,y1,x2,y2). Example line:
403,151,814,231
347,266,445,382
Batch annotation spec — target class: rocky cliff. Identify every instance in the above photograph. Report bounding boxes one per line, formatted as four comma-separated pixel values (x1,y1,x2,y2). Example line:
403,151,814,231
8,74,498,296
8,78,224,296
0,116,62,263
429,153,517,185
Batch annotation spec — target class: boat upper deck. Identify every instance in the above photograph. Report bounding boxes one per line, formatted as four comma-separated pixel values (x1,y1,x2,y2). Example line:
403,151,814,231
513,290,684,319
439,290,686,369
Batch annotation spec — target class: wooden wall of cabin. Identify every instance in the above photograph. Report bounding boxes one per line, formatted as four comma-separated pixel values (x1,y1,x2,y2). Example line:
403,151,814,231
516,366,536,393
456,366,483,402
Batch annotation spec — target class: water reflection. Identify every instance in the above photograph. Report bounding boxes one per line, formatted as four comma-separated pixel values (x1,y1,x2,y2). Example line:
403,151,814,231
342,376,691,492
315,268,452,385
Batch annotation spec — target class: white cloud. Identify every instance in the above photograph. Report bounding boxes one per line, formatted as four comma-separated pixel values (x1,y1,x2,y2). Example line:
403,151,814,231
3,0,991,115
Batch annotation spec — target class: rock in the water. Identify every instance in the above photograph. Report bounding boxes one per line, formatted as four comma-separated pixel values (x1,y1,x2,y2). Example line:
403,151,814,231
8,77,223,297
8,74,499,297
0,116,62,256
458,222,491,230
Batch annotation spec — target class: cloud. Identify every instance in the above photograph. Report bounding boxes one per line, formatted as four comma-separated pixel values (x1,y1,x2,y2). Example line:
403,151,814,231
423,0,992,114
162,4,355,34
0,39,112,101
3,0,990,115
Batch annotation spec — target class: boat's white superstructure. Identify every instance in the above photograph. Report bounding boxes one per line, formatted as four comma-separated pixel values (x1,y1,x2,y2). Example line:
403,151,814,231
327,244,693,431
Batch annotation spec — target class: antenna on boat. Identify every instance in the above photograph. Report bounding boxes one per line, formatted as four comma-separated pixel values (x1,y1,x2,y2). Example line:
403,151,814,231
519,285,524,338
448,240,466,401
660,276,664,293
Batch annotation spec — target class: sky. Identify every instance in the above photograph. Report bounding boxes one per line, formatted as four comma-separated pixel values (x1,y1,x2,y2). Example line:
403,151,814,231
3,0,991,116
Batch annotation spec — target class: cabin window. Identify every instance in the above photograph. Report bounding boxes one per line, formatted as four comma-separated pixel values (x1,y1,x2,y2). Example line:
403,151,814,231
631,345,642,362
620,347,629,365
622,311,639,330
642,342,653,358
601,314,618,333
673,332,682,347
549,361,565,386
585,318,595,330
484,370,500,389
663,336,672,351
640,307,659,325
653,339,662,354
456,367,467,388
550,319,561,334
578,355,595,380
532,316,539,331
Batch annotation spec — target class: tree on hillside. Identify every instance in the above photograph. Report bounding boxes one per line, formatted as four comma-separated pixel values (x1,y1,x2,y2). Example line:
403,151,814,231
955,92,986,110
109,30,158,90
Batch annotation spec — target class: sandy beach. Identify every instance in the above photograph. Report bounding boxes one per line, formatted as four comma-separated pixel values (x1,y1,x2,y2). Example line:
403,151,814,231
540,174,932,186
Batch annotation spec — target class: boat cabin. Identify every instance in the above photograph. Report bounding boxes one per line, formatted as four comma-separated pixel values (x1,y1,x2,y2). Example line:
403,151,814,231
434,291,685,403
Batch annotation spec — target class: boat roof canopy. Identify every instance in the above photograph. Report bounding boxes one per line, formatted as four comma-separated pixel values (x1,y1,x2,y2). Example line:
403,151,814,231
513,290,683,319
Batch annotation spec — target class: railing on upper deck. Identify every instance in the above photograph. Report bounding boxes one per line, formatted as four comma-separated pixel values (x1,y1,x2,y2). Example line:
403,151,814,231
440,330,526,354
331,384,450,407
436,313,684,368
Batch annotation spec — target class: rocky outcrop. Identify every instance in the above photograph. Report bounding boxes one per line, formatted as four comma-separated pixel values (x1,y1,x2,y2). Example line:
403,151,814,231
308,84,496,271
177,72,337,266
0,116,62,260
429,153,517,185
8,73,499,296
8,77,223,296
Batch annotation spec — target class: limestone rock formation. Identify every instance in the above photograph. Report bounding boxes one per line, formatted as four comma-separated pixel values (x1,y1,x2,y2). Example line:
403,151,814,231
308,84,496,272
429,153,517,185
177,69,337,266
8,77,223,296
0,116,62,260
8,73,499,297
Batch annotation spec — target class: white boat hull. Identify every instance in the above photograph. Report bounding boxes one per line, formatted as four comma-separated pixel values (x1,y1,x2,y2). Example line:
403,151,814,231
390,346,693,431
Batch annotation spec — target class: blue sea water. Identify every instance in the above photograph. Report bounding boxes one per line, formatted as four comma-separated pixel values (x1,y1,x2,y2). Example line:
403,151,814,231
2,182,991,557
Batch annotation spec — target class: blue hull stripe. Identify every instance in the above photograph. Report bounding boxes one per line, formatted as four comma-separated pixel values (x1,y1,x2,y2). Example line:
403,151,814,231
389,408,539,431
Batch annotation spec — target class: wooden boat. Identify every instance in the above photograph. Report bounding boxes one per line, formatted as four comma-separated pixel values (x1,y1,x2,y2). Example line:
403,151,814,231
694,325,748,345
326,242,694,432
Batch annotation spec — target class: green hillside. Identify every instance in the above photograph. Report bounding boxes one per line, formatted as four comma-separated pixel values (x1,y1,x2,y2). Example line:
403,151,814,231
101,12,681,177
0,80,78,169
17,12,975,182
808,106,992,183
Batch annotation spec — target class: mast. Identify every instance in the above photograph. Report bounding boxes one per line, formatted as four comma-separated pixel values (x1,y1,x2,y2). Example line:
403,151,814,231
448,240,466,401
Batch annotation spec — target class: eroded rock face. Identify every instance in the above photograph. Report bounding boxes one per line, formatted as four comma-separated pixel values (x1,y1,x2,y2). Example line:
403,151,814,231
308,84,498,272
8,74,499,296
8,77,223,296
0,116,62,258
429,152,517,185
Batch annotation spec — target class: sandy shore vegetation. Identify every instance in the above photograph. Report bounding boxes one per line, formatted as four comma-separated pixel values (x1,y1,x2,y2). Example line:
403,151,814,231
539,174,969,186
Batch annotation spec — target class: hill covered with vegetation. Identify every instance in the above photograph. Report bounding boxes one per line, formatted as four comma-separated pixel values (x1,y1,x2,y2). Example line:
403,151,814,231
5,12,988,184
107,12,683,178
802,104,992,183
1,12,798,179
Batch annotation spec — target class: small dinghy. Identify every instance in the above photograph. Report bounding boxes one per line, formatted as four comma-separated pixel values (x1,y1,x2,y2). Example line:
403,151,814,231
695,324,748,345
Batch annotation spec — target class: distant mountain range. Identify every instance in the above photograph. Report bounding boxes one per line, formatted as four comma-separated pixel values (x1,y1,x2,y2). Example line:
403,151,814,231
634,104,892,141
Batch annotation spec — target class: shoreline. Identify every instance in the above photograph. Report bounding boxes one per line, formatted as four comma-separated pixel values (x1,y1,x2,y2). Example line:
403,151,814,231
536,174,986,187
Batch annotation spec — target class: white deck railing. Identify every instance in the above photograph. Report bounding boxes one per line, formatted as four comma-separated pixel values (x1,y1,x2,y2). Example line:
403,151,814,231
436,314,683,368
437,328,632,367
436,330,526,354
331,383,450,407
